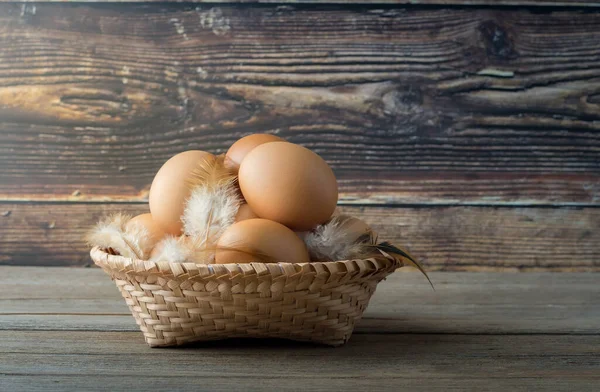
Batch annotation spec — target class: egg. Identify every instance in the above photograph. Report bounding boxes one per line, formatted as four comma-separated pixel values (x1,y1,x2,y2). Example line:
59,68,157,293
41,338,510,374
224,133,284,171
149,150,215,235
235,203,259,222
126,213,166,242
215,219,310,264
239,142,338,231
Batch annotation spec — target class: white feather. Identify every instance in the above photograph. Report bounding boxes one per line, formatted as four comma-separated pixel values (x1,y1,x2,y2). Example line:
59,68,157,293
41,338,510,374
301,215,374,262
149,236,194,263
121,219,157,260
86,213,145,259
182,182,241,247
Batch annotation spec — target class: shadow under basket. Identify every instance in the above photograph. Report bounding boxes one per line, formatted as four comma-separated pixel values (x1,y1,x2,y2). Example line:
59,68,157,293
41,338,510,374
90,247,402,347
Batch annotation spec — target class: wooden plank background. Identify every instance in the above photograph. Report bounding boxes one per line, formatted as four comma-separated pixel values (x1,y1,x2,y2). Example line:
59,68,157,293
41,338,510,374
0,2,599,269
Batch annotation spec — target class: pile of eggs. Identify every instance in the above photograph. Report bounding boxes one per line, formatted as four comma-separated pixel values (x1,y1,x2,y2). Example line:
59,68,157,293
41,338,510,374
134,134,341,264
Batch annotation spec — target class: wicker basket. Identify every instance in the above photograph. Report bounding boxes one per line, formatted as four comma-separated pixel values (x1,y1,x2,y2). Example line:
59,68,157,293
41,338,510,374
91,247,401,347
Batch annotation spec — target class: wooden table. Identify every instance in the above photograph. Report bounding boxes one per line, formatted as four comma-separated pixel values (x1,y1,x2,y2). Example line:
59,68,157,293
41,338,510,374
1,267,598,391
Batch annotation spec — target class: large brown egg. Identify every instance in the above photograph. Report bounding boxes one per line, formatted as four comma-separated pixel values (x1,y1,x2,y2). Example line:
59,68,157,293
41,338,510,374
149,150,215,235
215,219,310,264
126,213,166,243
239,142,338,231
224,133,284,171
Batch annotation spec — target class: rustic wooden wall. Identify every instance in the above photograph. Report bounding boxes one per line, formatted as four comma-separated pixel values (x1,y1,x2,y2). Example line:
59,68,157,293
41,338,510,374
0,2,599,270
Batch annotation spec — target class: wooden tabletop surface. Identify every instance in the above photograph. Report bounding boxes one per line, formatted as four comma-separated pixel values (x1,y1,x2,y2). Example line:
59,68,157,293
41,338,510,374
1,267,598,391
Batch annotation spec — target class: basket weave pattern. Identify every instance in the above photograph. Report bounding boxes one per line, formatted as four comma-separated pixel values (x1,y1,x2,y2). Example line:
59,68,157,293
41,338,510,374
91,247,401,347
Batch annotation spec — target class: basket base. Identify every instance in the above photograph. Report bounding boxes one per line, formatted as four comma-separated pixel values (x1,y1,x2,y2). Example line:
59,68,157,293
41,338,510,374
116,278,375,348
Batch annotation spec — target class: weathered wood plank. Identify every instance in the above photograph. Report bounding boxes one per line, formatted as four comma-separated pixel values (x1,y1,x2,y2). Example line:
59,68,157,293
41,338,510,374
2,374,597,392
1,332,599,392
5,174,599,207
1,269,599,334
1,202,598,269
1,4,599,205
3,1,600,6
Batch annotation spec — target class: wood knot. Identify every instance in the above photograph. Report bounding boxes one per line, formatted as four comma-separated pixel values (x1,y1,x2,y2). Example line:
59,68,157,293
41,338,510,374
378,85,446,135
381,86,423,116
478,20,517,60
272,5,295,15
587,93,600,104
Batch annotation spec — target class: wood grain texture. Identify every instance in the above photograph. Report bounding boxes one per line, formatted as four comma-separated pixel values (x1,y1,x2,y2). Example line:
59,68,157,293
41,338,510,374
2,373,598,392
1,203,598,269
7,200,595,270
0,4,599,205
1,269,599,391
3,1,600,6
2,269,599,334
1,333,599,392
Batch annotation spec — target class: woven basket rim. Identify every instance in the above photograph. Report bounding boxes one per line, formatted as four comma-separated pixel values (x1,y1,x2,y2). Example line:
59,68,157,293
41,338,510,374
90,246,401,280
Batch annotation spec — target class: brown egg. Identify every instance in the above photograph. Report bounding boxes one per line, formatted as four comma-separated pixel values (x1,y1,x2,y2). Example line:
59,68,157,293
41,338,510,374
126,213,166,242
215,219,310,264
235,203,259,222
149,150,215,235
224,133,284,171
239,142,338,231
